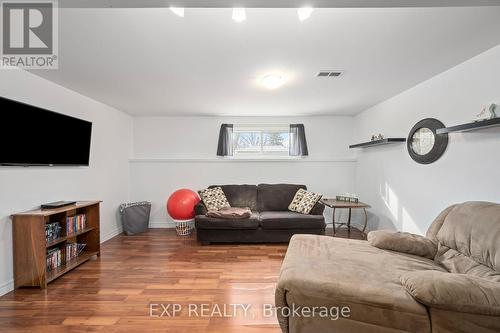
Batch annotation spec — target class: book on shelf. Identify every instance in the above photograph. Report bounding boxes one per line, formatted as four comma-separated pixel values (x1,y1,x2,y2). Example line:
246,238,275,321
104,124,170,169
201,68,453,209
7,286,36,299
66,243,86,261
46,243,87,271
45,222,62,243
66,214,87,235
46,248,62,271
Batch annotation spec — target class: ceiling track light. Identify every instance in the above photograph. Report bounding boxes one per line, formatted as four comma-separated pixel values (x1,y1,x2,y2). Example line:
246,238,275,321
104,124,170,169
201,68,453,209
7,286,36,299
232,8,246,23
297,7,314,21
170,7,184,17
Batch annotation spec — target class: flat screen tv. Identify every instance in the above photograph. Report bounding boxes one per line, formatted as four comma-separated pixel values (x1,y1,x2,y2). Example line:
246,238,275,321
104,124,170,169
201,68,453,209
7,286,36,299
0,96,92,166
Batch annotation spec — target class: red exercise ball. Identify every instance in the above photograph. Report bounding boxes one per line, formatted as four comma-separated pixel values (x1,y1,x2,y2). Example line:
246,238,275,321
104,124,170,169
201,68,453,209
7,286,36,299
167,189,200,220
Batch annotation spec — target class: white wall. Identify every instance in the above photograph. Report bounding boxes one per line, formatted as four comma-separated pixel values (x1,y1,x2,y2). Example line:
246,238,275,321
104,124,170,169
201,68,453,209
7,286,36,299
131,116,356,226
3,42,498,298
354,44,500,234
0,70,132,295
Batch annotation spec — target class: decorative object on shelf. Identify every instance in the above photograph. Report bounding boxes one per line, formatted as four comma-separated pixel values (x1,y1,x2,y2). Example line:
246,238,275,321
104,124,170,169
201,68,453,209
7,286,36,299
167,189,200,236
336,194,359,203
407,118,448,165
349,138,406,149
370,134,384,141
474,103,497,122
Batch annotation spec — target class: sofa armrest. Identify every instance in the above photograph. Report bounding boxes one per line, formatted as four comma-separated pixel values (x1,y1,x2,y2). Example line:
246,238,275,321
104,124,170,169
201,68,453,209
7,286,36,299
367,230,437,259
309,201,325,216
194,202,207,216
401,270,500,315
275,279,290,333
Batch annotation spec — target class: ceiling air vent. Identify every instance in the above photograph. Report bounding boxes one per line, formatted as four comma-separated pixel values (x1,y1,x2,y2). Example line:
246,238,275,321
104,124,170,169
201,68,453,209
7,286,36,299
317,70,343,77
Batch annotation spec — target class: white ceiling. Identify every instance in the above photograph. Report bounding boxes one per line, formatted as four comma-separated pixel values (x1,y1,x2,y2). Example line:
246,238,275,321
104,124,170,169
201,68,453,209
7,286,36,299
32,7,500,116
58,0,500,8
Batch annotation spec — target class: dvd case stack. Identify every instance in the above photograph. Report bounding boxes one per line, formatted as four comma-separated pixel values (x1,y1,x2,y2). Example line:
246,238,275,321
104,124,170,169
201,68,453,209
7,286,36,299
46,248,62,271
66,214,87,235
45,222,62,243
66,243,86,261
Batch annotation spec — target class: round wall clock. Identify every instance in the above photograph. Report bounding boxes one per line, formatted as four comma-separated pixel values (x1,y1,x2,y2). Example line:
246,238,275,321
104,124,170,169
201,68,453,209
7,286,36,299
407,118,448,164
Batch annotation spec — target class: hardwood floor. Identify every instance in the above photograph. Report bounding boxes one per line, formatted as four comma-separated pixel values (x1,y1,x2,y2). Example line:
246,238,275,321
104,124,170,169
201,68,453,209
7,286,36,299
0,228,365,333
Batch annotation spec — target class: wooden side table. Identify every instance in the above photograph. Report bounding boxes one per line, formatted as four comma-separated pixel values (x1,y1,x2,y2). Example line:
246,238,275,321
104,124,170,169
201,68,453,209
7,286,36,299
321,199,371,237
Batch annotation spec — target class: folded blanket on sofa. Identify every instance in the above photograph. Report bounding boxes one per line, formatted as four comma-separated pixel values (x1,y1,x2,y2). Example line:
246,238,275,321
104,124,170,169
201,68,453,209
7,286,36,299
206,207,252,219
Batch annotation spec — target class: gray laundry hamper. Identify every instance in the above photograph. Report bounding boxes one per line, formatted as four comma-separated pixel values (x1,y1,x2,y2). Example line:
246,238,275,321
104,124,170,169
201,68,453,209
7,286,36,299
119,201,151,235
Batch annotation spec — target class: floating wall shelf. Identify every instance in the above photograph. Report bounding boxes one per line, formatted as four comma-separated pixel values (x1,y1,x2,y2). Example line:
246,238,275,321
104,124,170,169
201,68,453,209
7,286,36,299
436,118,500,134
349,138,406,149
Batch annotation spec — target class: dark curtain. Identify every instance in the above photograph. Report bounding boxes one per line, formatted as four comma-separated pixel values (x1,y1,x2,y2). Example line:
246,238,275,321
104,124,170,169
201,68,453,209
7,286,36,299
216,124,233,156
289,124,308,156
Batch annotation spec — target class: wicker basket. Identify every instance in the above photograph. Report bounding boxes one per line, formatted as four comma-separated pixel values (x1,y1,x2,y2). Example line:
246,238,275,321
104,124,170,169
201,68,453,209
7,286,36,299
173,219,194,236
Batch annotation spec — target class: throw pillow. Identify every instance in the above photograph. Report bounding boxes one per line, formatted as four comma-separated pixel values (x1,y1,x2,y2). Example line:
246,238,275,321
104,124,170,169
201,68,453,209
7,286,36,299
199,187,231,211
288,189,322,214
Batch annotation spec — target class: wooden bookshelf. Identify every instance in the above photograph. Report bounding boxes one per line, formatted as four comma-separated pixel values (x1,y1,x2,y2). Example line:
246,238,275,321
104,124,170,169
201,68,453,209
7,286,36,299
11,201,101,289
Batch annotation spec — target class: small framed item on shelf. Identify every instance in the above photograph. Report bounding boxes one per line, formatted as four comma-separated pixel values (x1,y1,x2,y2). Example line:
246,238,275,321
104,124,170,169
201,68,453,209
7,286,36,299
336,194,359,203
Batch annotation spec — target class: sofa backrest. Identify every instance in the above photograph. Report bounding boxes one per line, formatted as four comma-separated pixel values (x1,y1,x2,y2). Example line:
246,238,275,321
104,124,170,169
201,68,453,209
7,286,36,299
427,202,500,280
257,184,306,211
209,185,258,211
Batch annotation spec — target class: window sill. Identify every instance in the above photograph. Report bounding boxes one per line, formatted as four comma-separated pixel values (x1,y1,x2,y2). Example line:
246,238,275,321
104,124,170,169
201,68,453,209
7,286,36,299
228,155,302,160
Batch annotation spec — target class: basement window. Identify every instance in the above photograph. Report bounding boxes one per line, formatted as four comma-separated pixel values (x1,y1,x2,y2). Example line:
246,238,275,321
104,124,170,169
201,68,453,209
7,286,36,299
232,125,290,157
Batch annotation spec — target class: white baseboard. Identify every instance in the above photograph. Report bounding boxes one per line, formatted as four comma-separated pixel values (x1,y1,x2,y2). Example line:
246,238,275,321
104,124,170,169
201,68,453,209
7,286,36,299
148,221,367,231
101,225,123,242
0,279,14,297
149,221,176,228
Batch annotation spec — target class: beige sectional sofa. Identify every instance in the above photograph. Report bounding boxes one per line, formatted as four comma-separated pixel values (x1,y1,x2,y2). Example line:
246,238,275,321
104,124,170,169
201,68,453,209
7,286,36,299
275,202,500,333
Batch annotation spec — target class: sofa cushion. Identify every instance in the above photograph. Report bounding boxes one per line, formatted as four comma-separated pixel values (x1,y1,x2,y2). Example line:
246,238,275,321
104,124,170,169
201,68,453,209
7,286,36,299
276,235,446,333
367,230,437,259
260,211,325,230
434,244,500,282
257,184,306,211
435,201,500,272
209,185,258,211
195,212,259,230
401,270,500,315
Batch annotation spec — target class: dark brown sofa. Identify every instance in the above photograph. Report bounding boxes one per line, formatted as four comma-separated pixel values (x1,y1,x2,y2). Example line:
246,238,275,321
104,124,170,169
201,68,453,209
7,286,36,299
194,184,325,244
